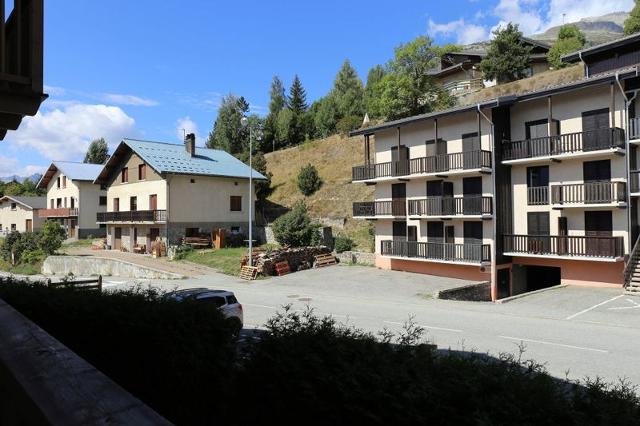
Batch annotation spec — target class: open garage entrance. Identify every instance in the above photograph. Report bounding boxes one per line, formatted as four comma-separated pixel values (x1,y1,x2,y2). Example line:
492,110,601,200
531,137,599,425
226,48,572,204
511,264,561,296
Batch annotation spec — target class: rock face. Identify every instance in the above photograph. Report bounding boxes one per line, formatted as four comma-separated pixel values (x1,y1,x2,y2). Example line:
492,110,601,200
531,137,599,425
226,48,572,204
243,246,332,276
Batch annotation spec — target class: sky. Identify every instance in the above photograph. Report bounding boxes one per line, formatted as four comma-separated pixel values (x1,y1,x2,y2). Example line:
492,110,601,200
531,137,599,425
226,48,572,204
0,0,634,177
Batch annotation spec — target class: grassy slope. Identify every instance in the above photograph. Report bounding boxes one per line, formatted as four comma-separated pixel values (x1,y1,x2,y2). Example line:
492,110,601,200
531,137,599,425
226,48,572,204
181,247,246,276
264,135,375,252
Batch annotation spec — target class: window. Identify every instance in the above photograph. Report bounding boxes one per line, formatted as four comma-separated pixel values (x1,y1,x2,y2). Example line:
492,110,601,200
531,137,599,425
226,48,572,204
226,295,238,305
130,196,137,211
190,178,195,184
62,176,67,188
149,194,158,210
10,203,16,210
56,198,62,208
56,177,60,189
138,163,146,180
525,119,560,139
231,226,240,234
113,198,120,212
99,196,107,206
121,167,128,183
199,296,226,308
70,198,75,209
230,195,242,211
100,184,107,191
11,224,16,231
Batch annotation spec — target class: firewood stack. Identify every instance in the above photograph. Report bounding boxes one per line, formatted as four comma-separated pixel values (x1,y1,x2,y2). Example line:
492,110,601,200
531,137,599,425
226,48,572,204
241,246,332,276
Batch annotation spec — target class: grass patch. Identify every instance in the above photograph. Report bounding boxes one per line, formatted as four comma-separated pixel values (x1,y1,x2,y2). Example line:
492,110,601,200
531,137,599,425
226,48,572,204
0,257,43,275
179,247,247,276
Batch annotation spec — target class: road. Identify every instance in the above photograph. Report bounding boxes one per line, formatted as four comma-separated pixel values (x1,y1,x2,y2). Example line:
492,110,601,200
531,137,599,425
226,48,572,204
9,265,640,386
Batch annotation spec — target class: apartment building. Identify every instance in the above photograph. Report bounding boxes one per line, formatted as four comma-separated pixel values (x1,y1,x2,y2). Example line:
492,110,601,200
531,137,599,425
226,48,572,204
352,33,640,300
0,195,46,234
428,37,551,97
37,162,107,239
93,134,266,253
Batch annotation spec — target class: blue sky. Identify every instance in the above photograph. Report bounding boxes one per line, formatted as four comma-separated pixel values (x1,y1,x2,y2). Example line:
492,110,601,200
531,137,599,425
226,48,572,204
0,0,633,177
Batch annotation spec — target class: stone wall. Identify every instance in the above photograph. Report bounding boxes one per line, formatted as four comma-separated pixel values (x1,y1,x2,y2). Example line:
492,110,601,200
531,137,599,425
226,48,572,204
42,256,184,280
0,297,171,425
167,221,264,246
335,250,375,266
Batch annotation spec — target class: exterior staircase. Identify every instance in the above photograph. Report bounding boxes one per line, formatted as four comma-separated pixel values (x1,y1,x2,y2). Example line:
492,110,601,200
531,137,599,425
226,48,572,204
623,237,640,293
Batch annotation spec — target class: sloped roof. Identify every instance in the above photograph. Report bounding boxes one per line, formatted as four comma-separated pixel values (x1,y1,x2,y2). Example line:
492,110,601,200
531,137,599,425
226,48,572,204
95,139,267,184
37,161,105,189
562,31,640,63
0,195,46,210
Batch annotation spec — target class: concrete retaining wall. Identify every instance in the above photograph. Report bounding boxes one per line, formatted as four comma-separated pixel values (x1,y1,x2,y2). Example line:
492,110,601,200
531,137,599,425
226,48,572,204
0,297,171,425
335,250,376,266
43,256,184,280
436,282,492,302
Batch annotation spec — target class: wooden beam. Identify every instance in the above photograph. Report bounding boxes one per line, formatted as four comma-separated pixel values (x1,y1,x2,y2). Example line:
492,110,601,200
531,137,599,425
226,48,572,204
434,119,438,142
611,83,616,128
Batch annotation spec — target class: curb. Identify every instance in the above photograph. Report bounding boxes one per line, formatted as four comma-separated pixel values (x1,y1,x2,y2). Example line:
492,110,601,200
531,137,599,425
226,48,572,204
496,284,568,304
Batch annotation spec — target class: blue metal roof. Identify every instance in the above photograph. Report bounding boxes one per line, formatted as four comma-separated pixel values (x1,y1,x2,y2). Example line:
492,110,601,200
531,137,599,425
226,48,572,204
121,139,267,180
37,161,105,189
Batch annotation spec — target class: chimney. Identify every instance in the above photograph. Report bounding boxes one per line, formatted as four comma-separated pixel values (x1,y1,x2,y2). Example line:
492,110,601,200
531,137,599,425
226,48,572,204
185,133,196,156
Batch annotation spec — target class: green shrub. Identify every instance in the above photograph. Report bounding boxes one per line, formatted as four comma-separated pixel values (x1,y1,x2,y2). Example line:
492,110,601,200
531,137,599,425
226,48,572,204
0,231,39,264
297,163,322,196
39,220,66,255
173,243,194,260
334,234,354,253
272,202,320,247
21,248,45,264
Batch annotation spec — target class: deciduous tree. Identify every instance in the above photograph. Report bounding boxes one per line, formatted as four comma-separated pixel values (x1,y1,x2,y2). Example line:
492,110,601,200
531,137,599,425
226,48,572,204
547,24,586,69
624,0,640,35
480,23,532,83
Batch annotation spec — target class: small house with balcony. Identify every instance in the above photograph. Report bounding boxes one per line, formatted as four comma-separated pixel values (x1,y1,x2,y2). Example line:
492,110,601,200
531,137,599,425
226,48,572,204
0,195,45,234
93,134,266,254
37,161,107,239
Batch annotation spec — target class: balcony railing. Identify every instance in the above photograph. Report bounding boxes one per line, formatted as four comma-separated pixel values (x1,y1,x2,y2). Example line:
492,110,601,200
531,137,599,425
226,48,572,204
442,78,484,96
408,195,492,217
630,117,640,141
503,234,624,259
527,186,549,205
352,150,492,181
502,128,625,161
352,201,406,217
551,181,626,205
381,239,490,264
97,210,167,223
38,208,78,218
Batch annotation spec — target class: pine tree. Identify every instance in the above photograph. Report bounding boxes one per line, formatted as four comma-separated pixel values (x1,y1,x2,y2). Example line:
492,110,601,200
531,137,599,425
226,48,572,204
331,59,364,131
480,23,532,83
285,75,308,146
84,138,109,164
206,94,249,154
264,76,286,152
625,0,640,35
288,75,308,115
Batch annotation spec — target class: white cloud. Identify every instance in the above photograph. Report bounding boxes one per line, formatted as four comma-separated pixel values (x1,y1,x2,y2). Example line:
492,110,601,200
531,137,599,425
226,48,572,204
492,0,545,34
44,85,66,96
101,93,159,106
6,104,136,161
176,116,203,145
0,156,44,177
428,18,490,44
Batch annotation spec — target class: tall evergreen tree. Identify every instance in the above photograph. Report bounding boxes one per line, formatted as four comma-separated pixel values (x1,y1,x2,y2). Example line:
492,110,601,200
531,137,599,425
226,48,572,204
207,94,249,154
84,138,109,164
286,75,308,146
480,23,532,83
331,59,365,132
364,65,386,118
264,76,286,152
288,75,308,115
625,0,640,35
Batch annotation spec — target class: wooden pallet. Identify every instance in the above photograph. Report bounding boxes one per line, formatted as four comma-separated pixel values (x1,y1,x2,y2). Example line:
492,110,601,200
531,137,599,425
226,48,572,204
314,253,337,268
239,265,259,280
275,261,290,276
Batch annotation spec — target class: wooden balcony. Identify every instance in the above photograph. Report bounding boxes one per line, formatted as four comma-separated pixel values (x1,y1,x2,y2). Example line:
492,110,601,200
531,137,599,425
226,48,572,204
442,78,483,96
527,186,549,205
407,196,492,218
550,181,626,208
97,210,167,223
38,208,78,218
503,234,624,260
0,0,46,140
501,128,625,164
352,201,406,218
381,240,491,265
352,150,492,182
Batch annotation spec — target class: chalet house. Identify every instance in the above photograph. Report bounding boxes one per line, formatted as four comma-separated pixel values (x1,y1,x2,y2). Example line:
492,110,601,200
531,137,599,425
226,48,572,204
0,195,45,234
351,32,640,299
429,37,551,97
93,134,266,253
37,162,107,239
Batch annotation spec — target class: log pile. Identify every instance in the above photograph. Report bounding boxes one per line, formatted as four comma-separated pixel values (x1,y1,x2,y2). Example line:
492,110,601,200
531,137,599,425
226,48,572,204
242,246,332,276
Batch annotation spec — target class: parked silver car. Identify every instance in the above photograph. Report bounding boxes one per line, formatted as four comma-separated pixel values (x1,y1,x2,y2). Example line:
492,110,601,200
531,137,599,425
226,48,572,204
165,288,243,334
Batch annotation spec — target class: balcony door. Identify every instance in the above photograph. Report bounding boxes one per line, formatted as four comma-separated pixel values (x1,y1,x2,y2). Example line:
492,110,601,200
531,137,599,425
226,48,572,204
392,220,406,241
463,177,482,214
527,166,549,205
427,221,444,259
527,212,550,253
149,194,158,210
407,225,418,257
391,183,406,216
427,180,453,215
391,145,409,176
583,160,611,203
585,211,612,256
525,119,560,157
462,132,480,169
425,139,447,172
444,225,455,259
463,221,482,261
582,108,609,151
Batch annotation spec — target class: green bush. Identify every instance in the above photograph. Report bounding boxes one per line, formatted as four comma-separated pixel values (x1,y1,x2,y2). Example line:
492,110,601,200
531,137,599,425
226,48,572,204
39,220,67,255
272,201,320,247
334,234,354,253
297,163,322,196
0,231,39,264
172,243,194,260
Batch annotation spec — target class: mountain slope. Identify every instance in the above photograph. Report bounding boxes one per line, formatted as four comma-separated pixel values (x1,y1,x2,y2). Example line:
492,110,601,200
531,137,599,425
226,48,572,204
264,135,375,251
531,12,628,46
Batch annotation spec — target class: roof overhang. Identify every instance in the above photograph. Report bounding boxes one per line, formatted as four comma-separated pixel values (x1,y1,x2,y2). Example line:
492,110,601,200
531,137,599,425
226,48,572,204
37,163,58,189
562,33,640,63
0,195,36,210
